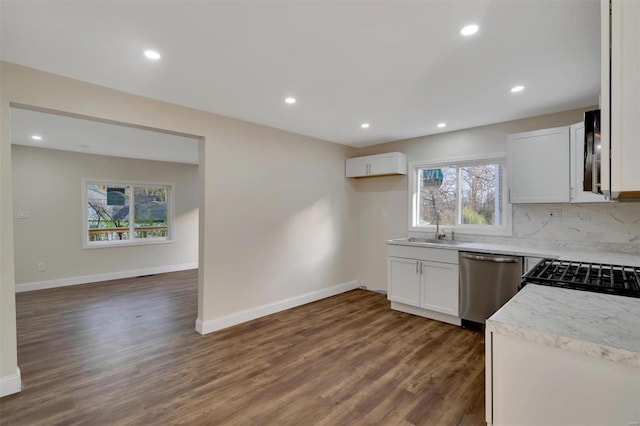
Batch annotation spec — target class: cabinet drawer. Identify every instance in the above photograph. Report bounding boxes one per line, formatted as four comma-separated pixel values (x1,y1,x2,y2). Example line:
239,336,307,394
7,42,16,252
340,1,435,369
387,245,458,264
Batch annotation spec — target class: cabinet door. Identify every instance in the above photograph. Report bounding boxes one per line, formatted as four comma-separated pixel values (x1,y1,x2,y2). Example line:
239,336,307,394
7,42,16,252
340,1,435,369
570,123,608,203
345,157,368,177
420,261,459,316
388,257,420,306
368,153,397,176
605,0,640,197
507,127,570,203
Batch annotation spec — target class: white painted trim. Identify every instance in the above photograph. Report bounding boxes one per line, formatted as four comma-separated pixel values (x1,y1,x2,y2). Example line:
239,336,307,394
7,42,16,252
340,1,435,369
0,367,21,397
194,319,204,335
197,280,359,335
15,263,198,292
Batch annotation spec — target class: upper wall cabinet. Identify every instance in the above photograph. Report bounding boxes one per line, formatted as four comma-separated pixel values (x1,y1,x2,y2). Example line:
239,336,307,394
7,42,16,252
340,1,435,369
507,127,571,203
601,0,640,200
508,125,609,204
346,152,407,178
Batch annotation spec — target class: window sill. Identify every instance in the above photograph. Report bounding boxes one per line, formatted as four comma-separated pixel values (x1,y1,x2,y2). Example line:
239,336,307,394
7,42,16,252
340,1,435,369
82,238,174,250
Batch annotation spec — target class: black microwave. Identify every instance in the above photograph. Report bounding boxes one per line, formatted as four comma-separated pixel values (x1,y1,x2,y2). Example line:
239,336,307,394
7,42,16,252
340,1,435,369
583,109,602,194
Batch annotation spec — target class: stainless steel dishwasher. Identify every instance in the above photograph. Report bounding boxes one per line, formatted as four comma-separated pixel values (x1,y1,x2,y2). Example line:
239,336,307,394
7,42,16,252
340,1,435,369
459,252,523,324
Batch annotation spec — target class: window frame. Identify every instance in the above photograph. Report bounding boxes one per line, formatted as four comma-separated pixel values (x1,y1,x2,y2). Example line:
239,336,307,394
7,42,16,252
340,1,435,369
408,153,512,236
82,178,175,249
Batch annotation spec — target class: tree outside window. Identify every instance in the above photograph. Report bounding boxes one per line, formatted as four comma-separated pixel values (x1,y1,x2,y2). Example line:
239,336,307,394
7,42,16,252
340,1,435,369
413,157,507,234
85,180,172,247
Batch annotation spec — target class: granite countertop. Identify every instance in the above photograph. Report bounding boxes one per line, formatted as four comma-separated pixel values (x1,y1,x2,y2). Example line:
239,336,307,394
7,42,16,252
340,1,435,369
386,238,640,267
486,284,640,368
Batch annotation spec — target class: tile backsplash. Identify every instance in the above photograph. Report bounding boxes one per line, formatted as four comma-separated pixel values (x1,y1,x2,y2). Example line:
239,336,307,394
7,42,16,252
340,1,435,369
513,203,640,254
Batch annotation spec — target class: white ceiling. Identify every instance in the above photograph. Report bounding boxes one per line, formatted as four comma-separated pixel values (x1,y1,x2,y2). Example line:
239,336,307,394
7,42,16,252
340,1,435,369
11,108,199,165
1,0,600,148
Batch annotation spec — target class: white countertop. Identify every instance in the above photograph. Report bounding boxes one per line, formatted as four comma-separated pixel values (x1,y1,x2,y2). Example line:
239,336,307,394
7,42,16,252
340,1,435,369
486,284,640,368
387,238,640,267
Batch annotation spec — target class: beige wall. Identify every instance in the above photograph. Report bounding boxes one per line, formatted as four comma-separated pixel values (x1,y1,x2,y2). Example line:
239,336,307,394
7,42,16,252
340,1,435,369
0,62,359,379
11,146,199,285
350,107,593,291
0,62,19,381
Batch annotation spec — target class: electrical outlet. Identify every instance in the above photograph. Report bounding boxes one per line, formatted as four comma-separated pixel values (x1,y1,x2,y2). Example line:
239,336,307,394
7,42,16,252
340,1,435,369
14,210,30,219
37,262,45,272
547,208,562,221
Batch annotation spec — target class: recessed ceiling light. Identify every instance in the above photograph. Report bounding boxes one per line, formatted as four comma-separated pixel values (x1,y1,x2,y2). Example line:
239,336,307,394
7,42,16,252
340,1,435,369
460,24,479,37
361,123,370,129
284,97,296,104
510,85,525,93
437,123,447,128
31,135,42,141
144,50,161,60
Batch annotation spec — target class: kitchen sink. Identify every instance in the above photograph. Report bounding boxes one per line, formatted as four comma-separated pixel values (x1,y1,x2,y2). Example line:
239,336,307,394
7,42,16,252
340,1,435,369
393,237,462,245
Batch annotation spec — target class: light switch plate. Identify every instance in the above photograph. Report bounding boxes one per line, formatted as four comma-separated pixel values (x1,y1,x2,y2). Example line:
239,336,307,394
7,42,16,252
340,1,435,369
14,210,30,219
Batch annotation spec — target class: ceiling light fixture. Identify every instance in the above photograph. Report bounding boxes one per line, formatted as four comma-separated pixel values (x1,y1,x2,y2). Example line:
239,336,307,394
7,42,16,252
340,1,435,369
437,123,447,128
284,97,296,104
361,123,370,129
460,24,479,37
31,135,42,141
510,85,525,93
144,50,161,60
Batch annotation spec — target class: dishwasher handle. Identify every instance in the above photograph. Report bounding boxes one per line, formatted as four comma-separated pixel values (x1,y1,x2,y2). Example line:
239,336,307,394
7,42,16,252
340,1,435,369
460,253,520,263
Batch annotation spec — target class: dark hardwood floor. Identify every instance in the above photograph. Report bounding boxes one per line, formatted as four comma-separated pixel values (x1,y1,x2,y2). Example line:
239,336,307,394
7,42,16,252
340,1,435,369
0,270,485,425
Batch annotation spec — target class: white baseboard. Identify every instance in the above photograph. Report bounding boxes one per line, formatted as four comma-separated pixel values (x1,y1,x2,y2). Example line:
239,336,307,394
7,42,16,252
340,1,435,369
194,318,204,334
196,280,359,335
15,263,198,293
0,367,21,397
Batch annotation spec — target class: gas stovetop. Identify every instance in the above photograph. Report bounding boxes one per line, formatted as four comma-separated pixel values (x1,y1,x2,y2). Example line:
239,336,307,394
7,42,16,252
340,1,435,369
521,258,640,298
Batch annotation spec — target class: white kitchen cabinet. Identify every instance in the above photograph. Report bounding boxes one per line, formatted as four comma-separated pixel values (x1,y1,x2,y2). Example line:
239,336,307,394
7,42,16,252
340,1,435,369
487,331,640,426
601,0,640,200
346,152,407,178
570,122,609,203
507,127,570,203
419,261,459,317
388,257,420,307
387,245,460,326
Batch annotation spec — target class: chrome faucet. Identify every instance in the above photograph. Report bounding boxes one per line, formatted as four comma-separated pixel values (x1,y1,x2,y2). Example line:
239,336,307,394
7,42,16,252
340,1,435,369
435,210,446,240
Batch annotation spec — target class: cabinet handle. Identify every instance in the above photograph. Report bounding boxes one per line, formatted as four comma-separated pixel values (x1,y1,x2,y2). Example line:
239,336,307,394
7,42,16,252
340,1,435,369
460,253,521,263
419,262,423,274
416,261,419,274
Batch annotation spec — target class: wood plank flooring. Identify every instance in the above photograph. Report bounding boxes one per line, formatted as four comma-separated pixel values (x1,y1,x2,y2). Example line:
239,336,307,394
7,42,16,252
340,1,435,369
0,270,485,425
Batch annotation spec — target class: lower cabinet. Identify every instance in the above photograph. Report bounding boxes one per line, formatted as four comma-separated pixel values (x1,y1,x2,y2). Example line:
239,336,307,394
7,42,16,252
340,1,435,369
388,257,421,307
419,261,459,317
387,245,460,325
486,331,640,425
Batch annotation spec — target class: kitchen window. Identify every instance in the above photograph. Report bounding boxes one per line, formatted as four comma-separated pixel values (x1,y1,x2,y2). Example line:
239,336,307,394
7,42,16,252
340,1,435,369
409,154,511,236
83,179,174,248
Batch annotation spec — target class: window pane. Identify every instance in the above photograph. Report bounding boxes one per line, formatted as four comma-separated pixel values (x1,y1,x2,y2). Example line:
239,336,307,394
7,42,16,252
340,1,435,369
87,184,130,241
418,166,457,226
133,186,168,239
460,164,504,225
